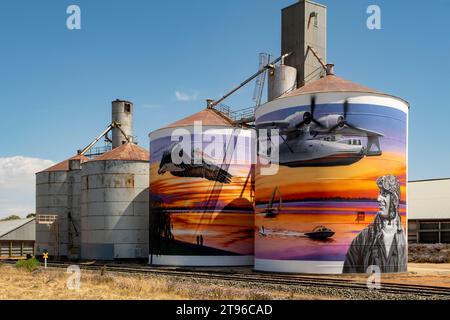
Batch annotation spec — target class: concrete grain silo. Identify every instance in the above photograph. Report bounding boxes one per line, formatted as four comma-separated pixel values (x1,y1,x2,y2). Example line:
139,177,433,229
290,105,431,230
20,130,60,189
255,73,409,274
267,63,297,101
80,143,149,260
149,107,255,266
253,0,408,275
112,99,134,148
35,154,89,258
35,98,143,261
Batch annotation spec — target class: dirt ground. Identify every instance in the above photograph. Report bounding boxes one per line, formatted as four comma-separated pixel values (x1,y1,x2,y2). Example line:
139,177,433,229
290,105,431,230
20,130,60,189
402,263,450,287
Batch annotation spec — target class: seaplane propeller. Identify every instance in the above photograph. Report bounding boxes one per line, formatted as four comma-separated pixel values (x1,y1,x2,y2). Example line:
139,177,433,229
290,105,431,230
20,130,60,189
295,96,325,129
325,100,359,133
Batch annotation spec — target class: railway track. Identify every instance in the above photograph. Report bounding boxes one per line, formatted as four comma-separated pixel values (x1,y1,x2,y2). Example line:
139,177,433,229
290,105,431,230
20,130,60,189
26,261,450,298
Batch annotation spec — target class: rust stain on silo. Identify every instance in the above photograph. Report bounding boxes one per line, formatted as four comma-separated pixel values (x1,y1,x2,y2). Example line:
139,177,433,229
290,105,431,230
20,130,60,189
126,174,134,188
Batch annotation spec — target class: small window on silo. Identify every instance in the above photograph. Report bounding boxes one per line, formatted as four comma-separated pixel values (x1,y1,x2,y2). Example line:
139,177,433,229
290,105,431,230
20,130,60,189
125,103,131,113
314,13,319,28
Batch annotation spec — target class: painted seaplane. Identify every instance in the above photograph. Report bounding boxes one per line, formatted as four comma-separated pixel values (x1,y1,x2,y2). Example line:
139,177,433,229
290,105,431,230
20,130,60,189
256,98,384,167
158,143,233,183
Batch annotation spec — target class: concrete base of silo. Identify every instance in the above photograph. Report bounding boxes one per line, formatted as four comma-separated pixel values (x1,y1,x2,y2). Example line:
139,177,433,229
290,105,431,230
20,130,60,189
149,255,254,267
81,243,115,260
83,243,148,260
255,259,345,274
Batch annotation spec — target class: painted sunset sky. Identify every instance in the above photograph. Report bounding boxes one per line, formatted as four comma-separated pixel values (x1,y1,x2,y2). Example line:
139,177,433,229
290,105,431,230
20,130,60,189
150,133,254,212
149,132,255,255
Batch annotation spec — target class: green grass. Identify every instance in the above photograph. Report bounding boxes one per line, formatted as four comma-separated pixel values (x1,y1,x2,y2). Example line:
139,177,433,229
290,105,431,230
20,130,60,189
15,257,40,272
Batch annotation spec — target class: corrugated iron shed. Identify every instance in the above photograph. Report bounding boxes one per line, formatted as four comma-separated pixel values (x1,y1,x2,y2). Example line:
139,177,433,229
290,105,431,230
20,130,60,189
0,218,35,240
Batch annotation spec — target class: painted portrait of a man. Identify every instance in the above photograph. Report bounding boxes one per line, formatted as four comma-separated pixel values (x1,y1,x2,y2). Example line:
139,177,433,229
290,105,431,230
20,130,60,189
343,174,407,273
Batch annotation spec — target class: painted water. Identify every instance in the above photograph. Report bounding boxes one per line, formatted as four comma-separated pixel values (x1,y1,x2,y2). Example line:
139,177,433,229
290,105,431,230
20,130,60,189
169,212,254,255
255,201,407,261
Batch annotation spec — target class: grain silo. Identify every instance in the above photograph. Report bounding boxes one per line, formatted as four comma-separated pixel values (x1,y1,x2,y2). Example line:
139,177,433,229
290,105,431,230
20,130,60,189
149,107,254,266
254,0,408,274
255,73,409,274
80,143,149,260
36,154,89,258
112,99,134,147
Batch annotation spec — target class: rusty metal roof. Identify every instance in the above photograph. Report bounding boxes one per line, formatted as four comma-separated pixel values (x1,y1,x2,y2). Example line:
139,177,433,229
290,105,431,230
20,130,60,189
91,143,149,162
40,154,89,173
163,108,233,128
281,75,381,98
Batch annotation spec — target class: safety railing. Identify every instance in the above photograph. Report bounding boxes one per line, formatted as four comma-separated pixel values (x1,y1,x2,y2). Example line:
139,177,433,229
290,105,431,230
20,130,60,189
36,215,58,225
213,103,256,124
84,145,112,159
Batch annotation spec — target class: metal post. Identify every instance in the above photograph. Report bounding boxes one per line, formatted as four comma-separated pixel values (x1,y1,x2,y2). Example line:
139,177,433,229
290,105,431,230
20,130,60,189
56,221,60,261
439,221,442,244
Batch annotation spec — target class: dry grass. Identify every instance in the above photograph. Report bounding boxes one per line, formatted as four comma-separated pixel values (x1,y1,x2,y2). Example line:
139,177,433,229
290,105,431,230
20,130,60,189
0,263,323,300
409,244,450,263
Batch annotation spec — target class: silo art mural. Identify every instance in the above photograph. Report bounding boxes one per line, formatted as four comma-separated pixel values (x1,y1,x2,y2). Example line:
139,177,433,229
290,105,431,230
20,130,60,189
149,111,255,266
255,79,408,274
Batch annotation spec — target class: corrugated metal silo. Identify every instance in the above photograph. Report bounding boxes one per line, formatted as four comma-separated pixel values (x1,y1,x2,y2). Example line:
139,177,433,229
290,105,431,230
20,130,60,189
149,108,255,266
36,154,89,258
67,157,83,259
80,143,149,260
255,74,409,274
268,64,297,101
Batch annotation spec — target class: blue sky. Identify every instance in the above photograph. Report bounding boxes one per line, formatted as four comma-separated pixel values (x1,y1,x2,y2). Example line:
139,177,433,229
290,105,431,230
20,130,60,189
0,0,449,216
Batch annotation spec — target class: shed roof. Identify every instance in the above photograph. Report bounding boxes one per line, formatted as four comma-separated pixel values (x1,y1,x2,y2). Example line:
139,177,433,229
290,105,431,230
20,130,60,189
39,155,89,173
0,218,35,238
91,143,149,162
